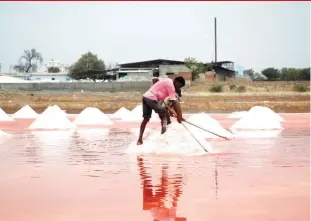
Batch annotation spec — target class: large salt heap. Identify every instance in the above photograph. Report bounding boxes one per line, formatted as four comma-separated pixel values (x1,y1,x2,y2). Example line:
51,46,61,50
28,106,75,130
230,106,283,138
52,105,67,116
12,105,38,119
0,108,14,122
73,107,114,125
125,122,211,155
121,105,159,122
230,106,284,131
186,113,234,140
111,107,131,119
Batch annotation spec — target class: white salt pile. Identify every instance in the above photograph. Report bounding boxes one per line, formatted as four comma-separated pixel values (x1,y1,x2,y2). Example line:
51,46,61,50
125,122,211,155
111,107,131,119
28,106,75,130
121,105,159,122
0,108,14,122
0,130,9,137
230,106,284,131
227,111,248,119
73,107,114,125
12,105,38,119
52,105,67,116
186,113,234,140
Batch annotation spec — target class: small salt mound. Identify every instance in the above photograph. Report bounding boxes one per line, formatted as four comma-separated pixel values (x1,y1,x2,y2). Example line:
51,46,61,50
186,113,234,140
0,108,14,122
230,107,283,131
112,107,131,119
29,106,75,130
227,111,248,119
121,105,159,122
12,105,38,119
52,105,67,116
125,122,211,155
73,107,113,125
247,106,284,122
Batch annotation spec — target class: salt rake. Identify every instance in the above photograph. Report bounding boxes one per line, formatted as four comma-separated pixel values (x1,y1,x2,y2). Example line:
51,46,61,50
163,102,209,152
164,102,230,141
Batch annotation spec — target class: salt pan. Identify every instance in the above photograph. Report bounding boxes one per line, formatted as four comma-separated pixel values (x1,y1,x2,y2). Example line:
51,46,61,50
12,105,38,119
125,122,211,155
73,107,114,125
28,106,75,130
0,108,14,122
186,113,234,140
111,107,131,119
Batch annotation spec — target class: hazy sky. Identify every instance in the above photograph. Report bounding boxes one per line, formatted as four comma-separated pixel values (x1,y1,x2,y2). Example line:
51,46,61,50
0,2,310,73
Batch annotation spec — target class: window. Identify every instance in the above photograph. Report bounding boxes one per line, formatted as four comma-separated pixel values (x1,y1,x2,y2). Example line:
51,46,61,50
166,72,174,76
51,78,55,80
119,73,128,78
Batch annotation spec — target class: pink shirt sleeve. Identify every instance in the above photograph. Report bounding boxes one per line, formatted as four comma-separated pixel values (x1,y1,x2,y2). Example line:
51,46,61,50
166,81,177,100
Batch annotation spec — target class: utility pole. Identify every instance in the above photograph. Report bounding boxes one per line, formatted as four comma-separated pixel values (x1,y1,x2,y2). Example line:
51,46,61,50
214,17,217,63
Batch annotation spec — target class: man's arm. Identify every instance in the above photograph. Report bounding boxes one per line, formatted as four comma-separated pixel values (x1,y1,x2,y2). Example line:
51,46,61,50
171,100,184,123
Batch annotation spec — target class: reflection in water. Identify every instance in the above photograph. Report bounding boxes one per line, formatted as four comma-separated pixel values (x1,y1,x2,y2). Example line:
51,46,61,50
137,156,187,221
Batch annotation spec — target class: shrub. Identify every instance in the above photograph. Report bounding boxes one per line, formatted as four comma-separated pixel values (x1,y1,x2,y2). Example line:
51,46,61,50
209,84,224,93
229,84,236,91
236,85,246,93
293,84,308,92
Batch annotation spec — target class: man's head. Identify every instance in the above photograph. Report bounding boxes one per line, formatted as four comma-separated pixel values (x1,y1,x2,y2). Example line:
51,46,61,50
173,76,185,89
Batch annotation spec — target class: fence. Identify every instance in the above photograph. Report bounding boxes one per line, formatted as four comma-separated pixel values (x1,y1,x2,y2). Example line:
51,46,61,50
0,81,153,92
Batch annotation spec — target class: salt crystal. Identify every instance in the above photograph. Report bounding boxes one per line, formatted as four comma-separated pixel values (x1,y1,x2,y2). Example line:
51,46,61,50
0,108,14,122
12,105,38,119
73,107,113,125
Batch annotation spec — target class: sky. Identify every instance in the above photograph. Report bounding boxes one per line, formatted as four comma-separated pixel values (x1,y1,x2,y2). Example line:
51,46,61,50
0,2,310,73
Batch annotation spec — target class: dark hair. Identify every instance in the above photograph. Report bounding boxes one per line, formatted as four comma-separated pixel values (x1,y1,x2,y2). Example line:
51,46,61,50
174,76,186,87
176,88,182,97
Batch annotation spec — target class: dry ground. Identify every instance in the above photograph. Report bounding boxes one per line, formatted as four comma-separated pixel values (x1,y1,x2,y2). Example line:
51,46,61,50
0,90,309,114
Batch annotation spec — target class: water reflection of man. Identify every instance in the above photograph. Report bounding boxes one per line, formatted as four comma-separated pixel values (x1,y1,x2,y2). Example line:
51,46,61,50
137,156,187,221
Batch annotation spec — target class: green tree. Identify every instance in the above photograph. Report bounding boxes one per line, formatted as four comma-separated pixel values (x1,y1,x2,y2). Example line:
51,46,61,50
69,52,106,81
243,69,255,80
261,67,280,81
299,68,310,81
184,57,212,80
13,49,43,73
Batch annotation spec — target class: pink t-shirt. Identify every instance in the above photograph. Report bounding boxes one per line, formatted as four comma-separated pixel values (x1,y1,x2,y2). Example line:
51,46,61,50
143,78,176,101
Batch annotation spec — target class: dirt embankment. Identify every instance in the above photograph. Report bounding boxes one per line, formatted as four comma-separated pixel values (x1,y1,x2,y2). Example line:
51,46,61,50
0,90,309,114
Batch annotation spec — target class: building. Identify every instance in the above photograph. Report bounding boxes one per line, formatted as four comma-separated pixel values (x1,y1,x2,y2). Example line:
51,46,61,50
44,59,70,73
108,59,192,86
207,61,236,81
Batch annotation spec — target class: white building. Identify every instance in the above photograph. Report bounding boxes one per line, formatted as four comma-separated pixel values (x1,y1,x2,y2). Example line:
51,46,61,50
44,59,70,73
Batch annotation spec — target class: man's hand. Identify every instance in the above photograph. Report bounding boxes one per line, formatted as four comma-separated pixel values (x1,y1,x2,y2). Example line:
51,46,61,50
177,115,185,123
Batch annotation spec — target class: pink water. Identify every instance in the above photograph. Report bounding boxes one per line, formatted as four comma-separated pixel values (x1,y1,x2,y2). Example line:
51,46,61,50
0,114,309,221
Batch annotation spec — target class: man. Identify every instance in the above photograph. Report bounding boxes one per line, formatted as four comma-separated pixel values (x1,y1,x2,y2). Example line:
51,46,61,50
137,76,186,145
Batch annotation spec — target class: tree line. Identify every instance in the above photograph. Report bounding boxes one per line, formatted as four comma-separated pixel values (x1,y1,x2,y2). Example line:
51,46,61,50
244,67,310,81
11,48,310,81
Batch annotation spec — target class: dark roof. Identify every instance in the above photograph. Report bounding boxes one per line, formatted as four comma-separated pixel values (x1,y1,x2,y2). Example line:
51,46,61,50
119,59,185,68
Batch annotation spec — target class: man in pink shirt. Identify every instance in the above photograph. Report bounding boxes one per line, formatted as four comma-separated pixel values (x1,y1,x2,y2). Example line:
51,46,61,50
137,76,186,145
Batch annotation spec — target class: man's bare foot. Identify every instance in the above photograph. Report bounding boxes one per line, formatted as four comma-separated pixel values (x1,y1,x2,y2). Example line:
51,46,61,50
137,140,143,145
161,126,167,134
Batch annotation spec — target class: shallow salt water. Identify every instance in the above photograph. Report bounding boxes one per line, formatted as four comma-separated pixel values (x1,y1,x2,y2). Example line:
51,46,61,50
0,114,309,221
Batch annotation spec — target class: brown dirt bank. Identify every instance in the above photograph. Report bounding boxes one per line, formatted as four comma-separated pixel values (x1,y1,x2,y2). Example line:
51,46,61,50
0,91,309,114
